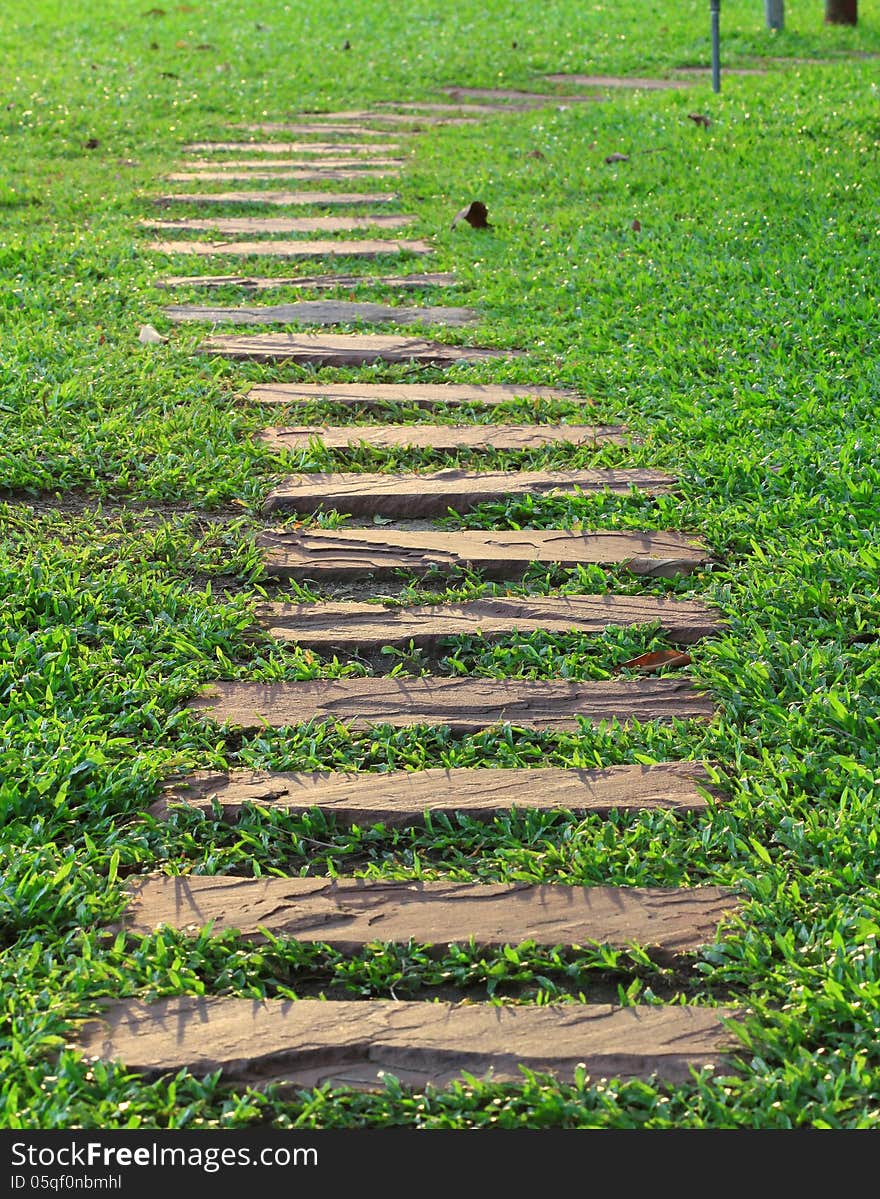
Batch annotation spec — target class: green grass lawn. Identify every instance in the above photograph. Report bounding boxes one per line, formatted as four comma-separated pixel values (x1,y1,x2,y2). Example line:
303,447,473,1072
2,0,880,1129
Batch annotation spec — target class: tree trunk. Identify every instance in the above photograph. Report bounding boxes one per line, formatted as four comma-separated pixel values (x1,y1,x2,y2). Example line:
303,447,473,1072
765,1,784,30
825,0,857,24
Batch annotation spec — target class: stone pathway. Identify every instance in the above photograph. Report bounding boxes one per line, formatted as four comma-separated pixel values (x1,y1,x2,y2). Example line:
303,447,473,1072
77,90,745,1091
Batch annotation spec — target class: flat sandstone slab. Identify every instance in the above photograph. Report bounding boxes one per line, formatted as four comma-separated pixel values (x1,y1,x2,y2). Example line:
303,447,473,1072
75,996,741,1089
164,301,476,327
202,334,506,366
253,593,720,650
261,468,676,518
179,158,404,170
166,169,401,182
156,272,456,291
258,423,624,451
183,142,404,154
257,527,710,581
143,215,414,235
155,191,399,206
149,240,433,260
188,677,715,732
152,762,720,824
117,875,739,959
542,73,693,90
249,382,582,408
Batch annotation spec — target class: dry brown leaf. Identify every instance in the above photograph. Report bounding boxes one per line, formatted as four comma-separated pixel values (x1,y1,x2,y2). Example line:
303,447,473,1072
688,113,711,128
617,650,692,674
83,137,100,150
631,218,641,232
451,200,490,230
527,149,545,159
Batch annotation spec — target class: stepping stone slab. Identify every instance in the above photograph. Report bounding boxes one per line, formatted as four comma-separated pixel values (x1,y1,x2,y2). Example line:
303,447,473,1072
249,381,583,408
152,762,721,824
257,422,625,451
75,995,741,1089
164,301,477,327
240,122,419,135
184,142,405,154
144,215,414,236
155,190,399,206
440,87,607,105
261,468,676,518
543,73,694,90
150,240,432,260
158,271,457,291
201,334,505,366
166,169,401,183
253,594,720,652
188,676,715,732
179,158,403,171
258,527,710,581
115,875,739,961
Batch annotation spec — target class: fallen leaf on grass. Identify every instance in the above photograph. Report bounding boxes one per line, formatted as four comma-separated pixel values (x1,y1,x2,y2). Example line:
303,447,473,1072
526,149,545,159
451,200,490,230
83,137,100,150
631,218,641,232
604,152,629,164
688,112,711,127
616,650,692,674
138,324,167,344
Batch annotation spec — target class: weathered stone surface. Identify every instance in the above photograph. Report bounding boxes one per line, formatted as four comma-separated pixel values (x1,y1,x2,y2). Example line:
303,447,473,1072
183,142,404,154
188,676,715,732
149,240,432,260
239,121,421,135
201,334,506,366
152,762,721,824
253,593,721,651
157,272,457,291
164,301,476,327
155,191,399,206
258,423,625,451
542,73,693,90
261,468,676,518
180,157,404,170
166,169,401,183
116,875,739,961
249,382,582,408
76,996,741,1089
257,526,710,581
143,215,414,235
440,87,608,105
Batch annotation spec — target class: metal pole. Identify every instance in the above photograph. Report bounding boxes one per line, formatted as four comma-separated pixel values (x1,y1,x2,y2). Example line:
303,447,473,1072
710,0,721,94
765,0,784,30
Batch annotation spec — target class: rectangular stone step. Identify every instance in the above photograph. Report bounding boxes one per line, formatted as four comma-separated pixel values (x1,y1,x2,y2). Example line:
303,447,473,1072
152,762,720,824
164,301,477,327
261,468,676,518
253,594,721,652
115,876,739,961
249,382,582,408
257,422,625,451
241,111,474,125
179,157,404,171
149,239,432,260
143,215,414,235
183,141,405,154
166,169,401,183
440,86,604,102
154,190,399,206
239,121,418,135
157,271,457,291
202,334,506,366
258,527,710,581
543,73,693,90
76,995,740,1089
188,676,715,732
